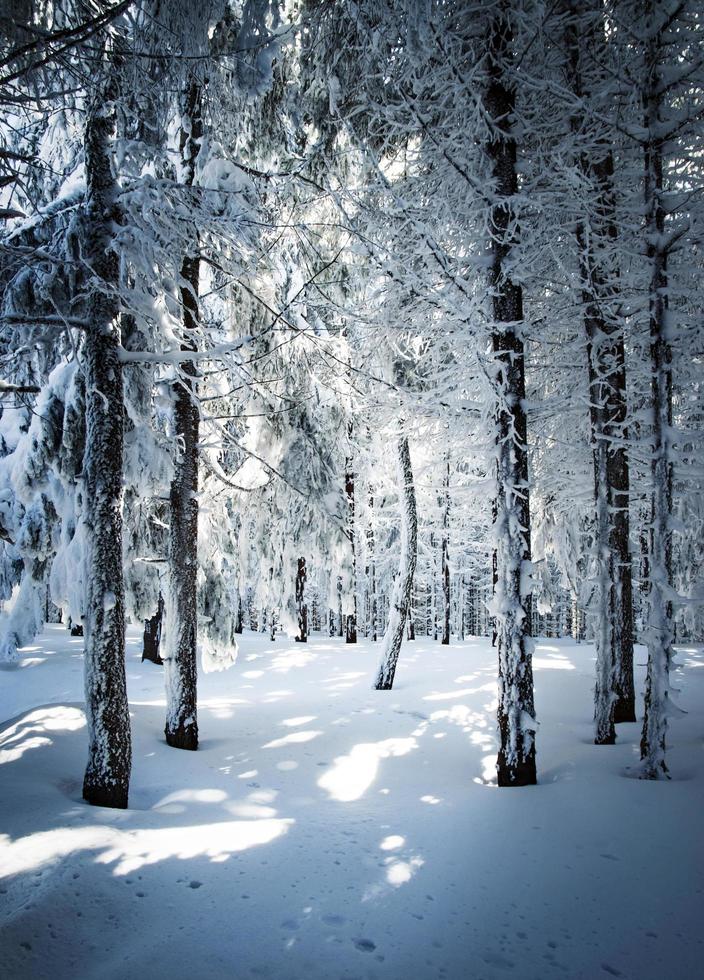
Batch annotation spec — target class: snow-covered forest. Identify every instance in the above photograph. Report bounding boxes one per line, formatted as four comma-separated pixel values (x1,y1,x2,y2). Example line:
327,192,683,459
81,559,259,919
1,1,703,978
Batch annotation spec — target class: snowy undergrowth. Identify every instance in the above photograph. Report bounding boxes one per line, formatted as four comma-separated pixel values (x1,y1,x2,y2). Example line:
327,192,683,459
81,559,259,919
1,627,703,980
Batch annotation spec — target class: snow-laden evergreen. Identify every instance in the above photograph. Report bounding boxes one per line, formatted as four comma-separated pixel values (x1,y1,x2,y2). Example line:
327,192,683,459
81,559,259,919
374,435,418,690
1,0,703,806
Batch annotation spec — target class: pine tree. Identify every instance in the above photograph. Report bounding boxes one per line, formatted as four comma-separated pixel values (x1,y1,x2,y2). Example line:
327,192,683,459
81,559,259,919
162,76,203,752
562,0,636,739
485,5,537,786
81,69,131,808
374,434,418,690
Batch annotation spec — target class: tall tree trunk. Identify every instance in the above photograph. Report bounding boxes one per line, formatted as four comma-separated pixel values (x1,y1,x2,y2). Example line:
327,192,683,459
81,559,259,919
345,458,357,642
367,489,377,641
295,556,308,642
485,10,537,787
374,436,418,690
637,490,650,639
163,79,202,751
441,455,450,645
491,501,498,647
565,0,635,744
81,81,131,809
640,12,674,778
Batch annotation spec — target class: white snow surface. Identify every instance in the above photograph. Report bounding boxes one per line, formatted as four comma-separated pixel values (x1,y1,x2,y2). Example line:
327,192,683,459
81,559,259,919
1,627,703,980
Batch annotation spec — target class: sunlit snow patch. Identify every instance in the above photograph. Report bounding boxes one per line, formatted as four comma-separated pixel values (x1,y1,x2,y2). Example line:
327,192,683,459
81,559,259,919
318,737,417,802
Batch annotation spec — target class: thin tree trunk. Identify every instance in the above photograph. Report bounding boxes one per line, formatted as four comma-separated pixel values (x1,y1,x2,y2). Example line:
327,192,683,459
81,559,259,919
367,489,377,641
81,81,131,809
296,556,308,642
434,546,439,640
641,13,674,778
637,492,650,640
234,592,243,634
335,575,343,636
345,459,357,642
142,593,164,665
441,455,450,645
485,9,537,786
163,79,202,751
374,436,418,690
565,1,635,743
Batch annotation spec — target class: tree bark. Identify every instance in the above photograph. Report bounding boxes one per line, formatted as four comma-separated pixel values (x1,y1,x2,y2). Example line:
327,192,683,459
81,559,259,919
336,575,343,636
640,12,674,778
345,459,357,642
485,9,537,786
367,489,377,641
564,0,635,744
374,436,418,690
81,80,131,809
163,79,202,751
234,592,243,634
142,593,164,665
441,455,450,645
295,556,308,642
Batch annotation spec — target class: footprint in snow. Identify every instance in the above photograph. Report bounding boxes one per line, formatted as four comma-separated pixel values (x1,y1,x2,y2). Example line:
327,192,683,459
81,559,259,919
354,938,376,952
321,914,345,926
188,881,203,889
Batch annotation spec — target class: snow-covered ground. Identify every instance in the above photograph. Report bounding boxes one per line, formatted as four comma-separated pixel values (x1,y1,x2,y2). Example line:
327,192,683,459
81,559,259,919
1,626,703,980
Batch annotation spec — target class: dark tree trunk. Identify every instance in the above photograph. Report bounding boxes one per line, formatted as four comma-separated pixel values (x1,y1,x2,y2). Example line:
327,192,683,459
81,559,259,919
234,592,243,634
375,436,418,690
485,9,537,787
367,489,377,641
637,493,650,640
640,11,674,778
441,456,450,645
142,593,164,665
81,81,131,809
564,1,635,742
163,79,203,752
431,532,438,641
336,575,343,637
491,501,498,648
345,459,357,643
295,556,308,642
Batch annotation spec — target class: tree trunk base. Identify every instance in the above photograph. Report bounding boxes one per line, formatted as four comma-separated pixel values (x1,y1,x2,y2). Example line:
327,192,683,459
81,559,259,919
497,751,537,787
165,725,198,750
375,679,393,691
639,761,669,780
614,699,636,724
594,733,616,745
83,779,128,809
345,616,357,643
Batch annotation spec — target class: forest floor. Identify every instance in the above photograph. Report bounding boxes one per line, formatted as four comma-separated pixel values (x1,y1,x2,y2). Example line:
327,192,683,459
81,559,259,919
1,626,703,980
